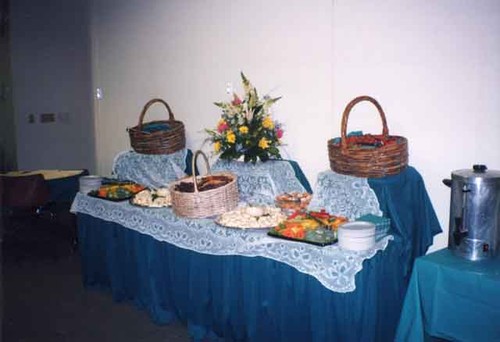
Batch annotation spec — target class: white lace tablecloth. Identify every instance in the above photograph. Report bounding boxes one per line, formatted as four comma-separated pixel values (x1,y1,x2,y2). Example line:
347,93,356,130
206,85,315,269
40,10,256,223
112,149,188,188
211,159,307,205
111,153,305,206
309,170,383,220
71,193,393,293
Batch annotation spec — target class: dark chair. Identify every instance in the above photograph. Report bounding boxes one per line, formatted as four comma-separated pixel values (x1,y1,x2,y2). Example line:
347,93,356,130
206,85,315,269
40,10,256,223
0,174,69,260
1,174,52,214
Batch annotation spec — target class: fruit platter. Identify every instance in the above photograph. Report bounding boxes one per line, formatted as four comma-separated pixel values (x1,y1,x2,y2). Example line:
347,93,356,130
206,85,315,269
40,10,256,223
130,187,171,208
216,206,287,229
88,182,146,201
268,210,348,246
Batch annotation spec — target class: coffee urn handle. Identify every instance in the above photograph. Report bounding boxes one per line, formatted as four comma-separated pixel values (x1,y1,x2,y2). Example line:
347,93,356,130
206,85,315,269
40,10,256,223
442,179,452,187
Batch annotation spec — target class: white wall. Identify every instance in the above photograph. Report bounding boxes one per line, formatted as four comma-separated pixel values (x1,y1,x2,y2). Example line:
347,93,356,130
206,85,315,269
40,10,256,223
10,0,95,172
91,0,334,180
10,0,491,251
332,0,500,251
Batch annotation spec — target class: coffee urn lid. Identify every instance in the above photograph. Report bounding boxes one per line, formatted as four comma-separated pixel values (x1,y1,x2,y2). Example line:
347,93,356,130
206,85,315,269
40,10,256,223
452,164,500,182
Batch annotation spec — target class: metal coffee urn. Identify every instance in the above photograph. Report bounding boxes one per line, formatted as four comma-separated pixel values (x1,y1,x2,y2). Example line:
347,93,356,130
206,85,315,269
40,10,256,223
443,165,500,260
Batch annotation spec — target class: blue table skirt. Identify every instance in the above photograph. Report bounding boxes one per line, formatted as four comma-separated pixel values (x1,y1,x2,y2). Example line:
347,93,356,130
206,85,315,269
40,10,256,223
368,167,442,277
78,214,408,342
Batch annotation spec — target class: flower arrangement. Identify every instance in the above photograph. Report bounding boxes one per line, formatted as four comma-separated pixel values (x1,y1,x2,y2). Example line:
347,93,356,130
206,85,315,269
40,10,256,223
206,73,284,163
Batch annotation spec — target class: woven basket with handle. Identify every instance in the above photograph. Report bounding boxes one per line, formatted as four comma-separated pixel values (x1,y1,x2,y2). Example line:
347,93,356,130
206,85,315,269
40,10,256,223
128,98,186,155
170,150,239,218
328,96,408,178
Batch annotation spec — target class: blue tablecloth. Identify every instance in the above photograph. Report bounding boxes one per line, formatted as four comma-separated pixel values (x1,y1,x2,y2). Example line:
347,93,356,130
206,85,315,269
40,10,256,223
368,167,442,278
75,165,441,341
47,170,88,203
78,214,405,342
395,249,500,342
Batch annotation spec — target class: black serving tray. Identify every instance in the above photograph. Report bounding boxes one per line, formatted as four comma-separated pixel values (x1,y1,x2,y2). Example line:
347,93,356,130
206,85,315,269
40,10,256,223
267,228,338,247
87,181,146,202
88,190,134,202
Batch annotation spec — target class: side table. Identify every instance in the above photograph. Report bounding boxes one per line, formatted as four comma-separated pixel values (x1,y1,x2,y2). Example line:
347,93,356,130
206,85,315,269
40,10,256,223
395,249,500,341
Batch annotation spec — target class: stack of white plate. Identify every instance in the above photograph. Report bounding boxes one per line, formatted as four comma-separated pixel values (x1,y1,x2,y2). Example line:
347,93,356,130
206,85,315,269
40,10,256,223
338,221,376,251
79,175,103,194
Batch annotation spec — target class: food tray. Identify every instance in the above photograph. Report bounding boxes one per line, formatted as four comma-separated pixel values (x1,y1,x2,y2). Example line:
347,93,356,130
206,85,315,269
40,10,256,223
88,191,134,202
129,188,172,208
129,199,171,208
88,182,146,202
268,228,337,247
267,210,346,246
215,220,272,231
215,206,286,230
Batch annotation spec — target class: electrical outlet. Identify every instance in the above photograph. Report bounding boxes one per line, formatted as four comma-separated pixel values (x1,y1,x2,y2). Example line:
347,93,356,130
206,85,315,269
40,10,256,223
40,113,56,123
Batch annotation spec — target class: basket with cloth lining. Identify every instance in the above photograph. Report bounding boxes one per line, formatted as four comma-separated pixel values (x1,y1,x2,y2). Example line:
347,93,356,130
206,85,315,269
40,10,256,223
128,98,186,155
328,95,408,178
170,150,239,218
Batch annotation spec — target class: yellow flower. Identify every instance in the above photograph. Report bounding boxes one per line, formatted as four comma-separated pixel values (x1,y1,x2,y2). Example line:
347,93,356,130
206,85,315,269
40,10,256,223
214,141,221,152
262,116,274,129
258,137,269,149
239,126,249,134
226,131,236,144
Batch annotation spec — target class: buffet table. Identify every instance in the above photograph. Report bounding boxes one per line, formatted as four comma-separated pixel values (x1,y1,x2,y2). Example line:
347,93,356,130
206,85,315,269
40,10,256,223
395,249,500,341
72,160,441,342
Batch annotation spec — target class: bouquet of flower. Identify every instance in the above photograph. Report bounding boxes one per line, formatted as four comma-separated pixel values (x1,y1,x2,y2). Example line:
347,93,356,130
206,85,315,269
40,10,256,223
206,73,284,163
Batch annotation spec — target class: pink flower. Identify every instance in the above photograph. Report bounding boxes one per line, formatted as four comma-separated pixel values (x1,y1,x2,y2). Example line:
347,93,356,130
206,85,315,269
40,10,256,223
217,120,229,133
276,128,284,139
231,93,242,106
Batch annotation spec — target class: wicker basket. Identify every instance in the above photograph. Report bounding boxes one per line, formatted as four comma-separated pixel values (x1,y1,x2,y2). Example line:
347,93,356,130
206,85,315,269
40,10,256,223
128,98,186,155
170,150,239,218
328,96,408,178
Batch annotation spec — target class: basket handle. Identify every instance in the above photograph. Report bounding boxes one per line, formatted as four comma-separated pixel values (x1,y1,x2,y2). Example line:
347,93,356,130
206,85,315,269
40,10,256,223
340,96,389,150
191,150,211,193
137,98,176,130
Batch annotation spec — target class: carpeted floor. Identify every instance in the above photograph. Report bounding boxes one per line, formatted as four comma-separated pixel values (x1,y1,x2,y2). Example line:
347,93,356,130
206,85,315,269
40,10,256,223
1,211,191,342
